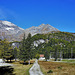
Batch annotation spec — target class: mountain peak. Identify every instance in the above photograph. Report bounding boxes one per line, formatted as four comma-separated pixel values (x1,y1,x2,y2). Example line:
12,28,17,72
39,24,52,27
24,23,59,36
39,23,45,26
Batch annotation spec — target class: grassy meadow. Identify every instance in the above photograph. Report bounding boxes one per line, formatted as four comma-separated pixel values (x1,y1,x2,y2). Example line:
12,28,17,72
7,60,35,75
39,61,75,75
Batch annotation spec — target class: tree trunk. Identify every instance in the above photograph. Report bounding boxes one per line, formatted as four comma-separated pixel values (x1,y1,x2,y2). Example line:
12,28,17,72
28,60,30,65
55,49,58,61
15,57,16,62
10,59,11,62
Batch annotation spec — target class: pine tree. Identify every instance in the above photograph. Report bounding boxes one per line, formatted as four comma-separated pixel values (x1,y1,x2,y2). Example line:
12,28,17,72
13,47,18,61
2,39,13,62
26,33,32,60
19,33,33,63
19,34,27,62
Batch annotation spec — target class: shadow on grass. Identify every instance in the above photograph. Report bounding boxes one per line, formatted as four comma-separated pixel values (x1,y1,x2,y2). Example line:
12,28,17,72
5,61,15,63
0,66,15,75
20,62,34,65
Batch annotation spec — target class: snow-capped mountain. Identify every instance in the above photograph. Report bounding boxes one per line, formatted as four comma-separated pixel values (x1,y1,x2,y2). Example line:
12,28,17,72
0,20,59,41
0,20,24,41
0,20,24,33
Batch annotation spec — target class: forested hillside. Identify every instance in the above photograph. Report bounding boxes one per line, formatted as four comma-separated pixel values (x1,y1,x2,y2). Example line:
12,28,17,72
0,31,75,61
32,31,75,60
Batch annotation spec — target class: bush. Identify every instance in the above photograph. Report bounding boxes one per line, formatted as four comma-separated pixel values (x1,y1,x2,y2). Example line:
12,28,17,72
58,66,62,69
47,70,53,73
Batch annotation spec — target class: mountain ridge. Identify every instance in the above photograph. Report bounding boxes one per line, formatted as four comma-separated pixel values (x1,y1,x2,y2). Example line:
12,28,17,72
0,20,69,41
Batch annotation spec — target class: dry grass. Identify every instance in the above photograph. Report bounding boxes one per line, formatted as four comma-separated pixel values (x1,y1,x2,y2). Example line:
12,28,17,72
39,61,75,75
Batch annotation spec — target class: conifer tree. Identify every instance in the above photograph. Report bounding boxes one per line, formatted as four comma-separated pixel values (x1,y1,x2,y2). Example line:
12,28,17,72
2,39,13,62
13,47,18,61
19,34,28,62
19,33,33,63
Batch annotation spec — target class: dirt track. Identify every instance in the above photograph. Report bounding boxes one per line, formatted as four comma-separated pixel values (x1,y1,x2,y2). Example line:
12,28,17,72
29,59,44,75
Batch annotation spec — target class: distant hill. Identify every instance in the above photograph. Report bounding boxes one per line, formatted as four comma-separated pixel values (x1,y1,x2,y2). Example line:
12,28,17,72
32,32,75,42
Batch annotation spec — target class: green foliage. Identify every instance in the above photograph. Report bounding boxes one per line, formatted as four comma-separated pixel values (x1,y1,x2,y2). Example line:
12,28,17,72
35,53,40,59
3,40,13,61
13,47,18,61
33,32,75,60
32,34,46,41
47,70,53,73
19,34,28,62
44,50,50,61
58,66,62,69
0,39,14,61
0,40,4,58
19,33,33,62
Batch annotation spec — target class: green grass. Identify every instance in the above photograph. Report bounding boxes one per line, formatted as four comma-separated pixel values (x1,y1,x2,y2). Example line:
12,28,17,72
62,59,75,63
8,60,35,75
12,62,33,75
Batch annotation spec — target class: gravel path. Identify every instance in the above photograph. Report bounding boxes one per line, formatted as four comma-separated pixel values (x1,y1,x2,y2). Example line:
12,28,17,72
29,59,44,75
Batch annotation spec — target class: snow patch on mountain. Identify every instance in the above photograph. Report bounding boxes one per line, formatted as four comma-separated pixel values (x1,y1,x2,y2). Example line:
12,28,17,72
2,21,15,26
6,28,14,30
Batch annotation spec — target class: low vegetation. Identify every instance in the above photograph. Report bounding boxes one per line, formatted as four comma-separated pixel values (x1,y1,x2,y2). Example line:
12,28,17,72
10,60,34,75
39,61,75,75
13,62,32,75
62,59,75,63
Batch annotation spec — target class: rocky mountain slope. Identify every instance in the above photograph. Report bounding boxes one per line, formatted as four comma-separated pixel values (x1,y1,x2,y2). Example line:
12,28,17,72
0,20,24,41
0,20,59,41
24,24,59,36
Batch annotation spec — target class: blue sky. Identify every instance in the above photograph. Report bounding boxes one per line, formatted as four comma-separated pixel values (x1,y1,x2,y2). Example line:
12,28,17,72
0,0,75,33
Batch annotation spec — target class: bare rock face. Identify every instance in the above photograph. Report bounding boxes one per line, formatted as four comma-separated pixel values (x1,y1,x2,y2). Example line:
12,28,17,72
0,21,59,41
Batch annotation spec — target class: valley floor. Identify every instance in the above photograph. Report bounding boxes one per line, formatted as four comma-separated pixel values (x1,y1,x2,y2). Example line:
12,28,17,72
39,60,75,75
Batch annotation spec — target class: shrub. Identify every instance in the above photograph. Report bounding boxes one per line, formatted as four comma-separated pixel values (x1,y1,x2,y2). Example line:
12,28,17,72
47,70,53,73
58,66,62,69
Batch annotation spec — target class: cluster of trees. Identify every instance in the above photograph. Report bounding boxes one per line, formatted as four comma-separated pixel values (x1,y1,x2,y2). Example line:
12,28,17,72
0,39,19,62
0,33,35,63
34,38,75,61
0,31,75,62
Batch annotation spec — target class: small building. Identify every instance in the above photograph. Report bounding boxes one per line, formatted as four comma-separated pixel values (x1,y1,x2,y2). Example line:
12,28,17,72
39,54,45,60
40,54,44,58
